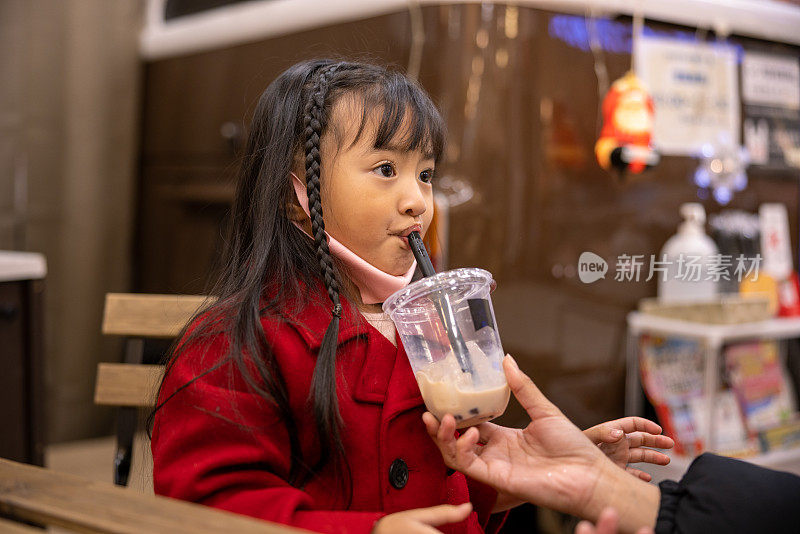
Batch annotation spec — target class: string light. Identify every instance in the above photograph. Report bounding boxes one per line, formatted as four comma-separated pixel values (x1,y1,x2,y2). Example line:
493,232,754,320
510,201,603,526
693,136,749,205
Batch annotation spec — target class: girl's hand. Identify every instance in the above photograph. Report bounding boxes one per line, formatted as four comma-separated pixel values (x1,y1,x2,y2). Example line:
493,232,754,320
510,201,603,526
575,508,654,534
372,503,473,534
583,417,674,482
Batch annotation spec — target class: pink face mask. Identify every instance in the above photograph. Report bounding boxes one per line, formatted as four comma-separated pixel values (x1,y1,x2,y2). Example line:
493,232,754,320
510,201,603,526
290,173,417,305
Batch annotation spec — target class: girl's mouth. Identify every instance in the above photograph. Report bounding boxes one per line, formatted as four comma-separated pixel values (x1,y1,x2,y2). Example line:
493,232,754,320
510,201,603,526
396,235,412,250
391,223,423,251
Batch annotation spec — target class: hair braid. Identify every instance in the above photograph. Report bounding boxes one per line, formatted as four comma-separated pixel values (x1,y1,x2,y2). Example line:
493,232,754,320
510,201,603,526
301,64,351,502
303,66,342,314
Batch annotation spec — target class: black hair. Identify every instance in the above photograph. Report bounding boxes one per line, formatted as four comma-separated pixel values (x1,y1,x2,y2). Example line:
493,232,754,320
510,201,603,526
150,59,446,498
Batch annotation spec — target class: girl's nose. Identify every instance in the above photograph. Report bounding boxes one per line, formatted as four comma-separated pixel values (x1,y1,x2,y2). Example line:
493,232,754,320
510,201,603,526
398,177,428,217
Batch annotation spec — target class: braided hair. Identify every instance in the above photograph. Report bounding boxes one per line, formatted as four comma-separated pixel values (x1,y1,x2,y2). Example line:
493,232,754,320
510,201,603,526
301,63,348,483
152,58,446,500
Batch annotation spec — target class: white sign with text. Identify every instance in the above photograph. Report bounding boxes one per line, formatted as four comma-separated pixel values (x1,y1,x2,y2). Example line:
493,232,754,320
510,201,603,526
634,37,739,155
742,52,800,110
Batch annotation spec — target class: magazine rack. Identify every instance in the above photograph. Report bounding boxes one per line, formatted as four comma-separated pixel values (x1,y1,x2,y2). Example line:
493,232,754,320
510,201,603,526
625,312,800,480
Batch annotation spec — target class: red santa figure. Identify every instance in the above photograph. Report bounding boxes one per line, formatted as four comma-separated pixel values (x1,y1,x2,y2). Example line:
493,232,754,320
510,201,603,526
594,71,659,174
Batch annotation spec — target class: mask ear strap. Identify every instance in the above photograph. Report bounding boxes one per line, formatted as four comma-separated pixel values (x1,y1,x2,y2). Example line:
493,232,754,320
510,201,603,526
290,172,312,218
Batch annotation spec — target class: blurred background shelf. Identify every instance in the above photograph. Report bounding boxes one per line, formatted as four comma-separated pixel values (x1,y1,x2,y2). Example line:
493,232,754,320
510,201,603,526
626,311,800,479
628,313,800,346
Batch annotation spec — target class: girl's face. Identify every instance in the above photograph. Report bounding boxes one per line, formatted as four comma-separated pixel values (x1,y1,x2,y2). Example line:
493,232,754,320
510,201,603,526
310,97,436,276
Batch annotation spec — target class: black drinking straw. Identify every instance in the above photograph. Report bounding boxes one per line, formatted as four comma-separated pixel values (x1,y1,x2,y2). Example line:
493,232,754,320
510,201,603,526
408,231,475,376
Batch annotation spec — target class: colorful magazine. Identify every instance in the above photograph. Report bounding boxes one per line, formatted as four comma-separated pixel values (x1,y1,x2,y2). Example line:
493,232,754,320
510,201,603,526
724,341,796,433
639,335,706,454
640,336,799,455
639,335,759,455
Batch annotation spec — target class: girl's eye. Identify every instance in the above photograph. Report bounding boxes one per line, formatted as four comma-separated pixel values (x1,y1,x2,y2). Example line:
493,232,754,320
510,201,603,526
373,163,396,178
418,169,434,184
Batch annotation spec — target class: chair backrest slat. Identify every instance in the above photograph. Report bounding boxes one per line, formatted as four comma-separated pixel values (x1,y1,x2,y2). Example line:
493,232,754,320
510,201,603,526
102,293,215,338
94,363,165,408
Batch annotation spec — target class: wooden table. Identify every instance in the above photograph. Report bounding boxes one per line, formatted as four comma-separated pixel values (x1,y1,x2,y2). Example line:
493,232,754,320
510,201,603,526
0,458,307,533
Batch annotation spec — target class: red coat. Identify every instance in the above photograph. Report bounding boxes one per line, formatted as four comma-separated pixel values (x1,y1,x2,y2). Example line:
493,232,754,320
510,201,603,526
151,288,505,534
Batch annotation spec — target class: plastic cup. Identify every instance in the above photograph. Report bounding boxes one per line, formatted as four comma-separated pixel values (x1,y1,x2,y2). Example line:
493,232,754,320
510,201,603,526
383,267,510,428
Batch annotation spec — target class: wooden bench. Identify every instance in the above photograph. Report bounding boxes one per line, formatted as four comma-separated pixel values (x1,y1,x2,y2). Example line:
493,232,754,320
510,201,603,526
0,457,305,533
96,293,215,485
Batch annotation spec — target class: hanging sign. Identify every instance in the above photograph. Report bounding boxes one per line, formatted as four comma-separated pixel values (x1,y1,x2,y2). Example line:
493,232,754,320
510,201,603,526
634,36,739,155
741,52,800,169
742,52,800,109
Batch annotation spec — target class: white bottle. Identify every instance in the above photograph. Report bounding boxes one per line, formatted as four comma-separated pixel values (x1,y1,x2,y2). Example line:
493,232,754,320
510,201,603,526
658,203,720,303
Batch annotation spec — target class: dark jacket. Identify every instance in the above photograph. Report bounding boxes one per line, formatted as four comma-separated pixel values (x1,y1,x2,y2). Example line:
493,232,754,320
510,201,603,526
657,453,800,533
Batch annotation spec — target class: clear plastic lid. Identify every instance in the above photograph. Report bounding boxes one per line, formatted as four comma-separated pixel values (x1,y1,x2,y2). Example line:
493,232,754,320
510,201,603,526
383,267,495,315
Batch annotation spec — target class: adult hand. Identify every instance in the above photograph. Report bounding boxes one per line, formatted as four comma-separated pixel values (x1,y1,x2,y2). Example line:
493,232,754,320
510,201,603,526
422,368,605,515
422,355,660,534
584,417,674,481
372,503,472,534
575,508,654,534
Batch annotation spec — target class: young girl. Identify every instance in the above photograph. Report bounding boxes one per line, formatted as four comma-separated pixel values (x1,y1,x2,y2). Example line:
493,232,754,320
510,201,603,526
151,59,670,534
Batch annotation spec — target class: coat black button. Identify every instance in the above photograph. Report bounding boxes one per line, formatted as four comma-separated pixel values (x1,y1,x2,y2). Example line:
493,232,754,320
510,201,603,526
389,458,409,489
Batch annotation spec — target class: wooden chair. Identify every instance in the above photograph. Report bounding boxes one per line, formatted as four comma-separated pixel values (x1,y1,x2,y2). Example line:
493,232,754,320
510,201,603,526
95,293,215,486
0,457,302,533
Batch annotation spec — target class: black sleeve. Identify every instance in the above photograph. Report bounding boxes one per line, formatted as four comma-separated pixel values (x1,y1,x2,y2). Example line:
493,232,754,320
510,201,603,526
655,452,800,534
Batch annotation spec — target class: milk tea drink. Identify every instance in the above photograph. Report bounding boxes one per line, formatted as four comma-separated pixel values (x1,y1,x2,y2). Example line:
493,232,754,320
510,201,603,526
383,268,509,429
415,341,510,426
